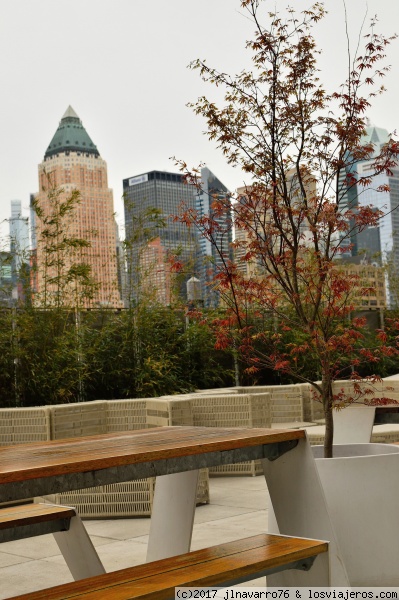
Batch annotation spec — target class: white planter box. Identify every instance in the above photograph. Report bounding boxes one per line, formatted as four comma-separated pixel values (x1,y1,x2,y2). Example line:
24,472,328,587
313,443,399,586
266,441,399,586
332,405,376,443
306,405,376,446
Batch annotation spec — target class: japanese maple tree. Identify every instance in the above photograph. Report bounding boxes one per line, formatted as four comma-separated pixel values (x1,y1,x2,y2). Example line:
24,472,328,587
176,1,399,457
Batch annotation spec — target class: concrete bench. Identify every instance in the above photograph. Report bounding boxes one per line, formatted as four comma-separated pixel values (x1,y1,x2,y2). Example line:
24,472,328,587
7,533,329,599
0,503,104,581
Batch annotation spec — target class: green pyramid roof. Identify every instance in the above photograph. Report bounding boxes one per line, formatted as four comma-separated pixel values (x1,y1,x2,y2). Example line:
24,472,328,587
44,106,100,159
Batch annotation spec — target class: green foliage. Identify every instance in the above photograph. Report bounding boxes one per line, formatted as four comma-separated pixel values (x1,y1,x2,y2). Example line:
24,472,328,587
15,309,89,406
0,310,17,407
181,314,235,390
0,304,235,407
81,309,138,400
1,299,394,408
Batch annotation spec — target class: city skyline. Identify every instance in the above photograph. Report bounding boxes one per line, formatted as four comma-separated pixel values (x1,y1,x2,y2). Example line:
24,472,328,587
0,0,398,243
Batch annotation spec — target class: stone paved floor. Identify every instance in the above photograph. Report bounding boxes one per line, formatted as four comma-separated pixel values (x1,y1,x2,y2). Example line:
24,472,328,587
0,476,270,598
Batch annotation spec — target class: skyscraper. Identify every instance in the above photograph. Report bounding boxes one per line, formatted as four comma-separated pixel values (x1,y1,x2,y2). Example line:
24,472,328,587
339,124,399,305
9,200,30,295
123,168,232,307
33,106,122,307
0,251,13,306
123,170,198,305
195,167,232,307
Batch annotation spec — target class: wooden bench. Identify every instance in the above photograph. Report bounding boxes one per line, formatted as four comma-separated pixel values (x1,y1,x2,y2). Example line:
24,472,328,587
8,533,329,600
0,503,105,580
0,503,76,542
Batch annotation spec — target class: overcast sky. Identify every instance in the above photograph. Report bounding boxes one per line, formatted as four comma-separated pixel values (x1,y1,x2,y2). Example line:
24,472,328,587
0,0,398,242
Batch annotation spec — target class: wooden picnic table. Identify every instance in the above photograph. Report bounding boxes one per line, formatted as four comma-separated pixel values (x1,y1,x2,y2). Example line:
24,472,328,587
0,426,307,565
0,426,304,503
0,426,343,592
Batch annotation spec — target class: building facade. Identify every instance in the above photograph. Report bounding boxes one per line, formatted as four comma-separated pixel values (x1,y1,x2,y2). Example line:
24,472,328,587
339,256,386,310
123,168,233,307
195,167,232,307
33,106,122,308
123,170,198,305
9,200,30,277
0,251,13,306
339,125,399,306
9,200,30,302
234,185,256,278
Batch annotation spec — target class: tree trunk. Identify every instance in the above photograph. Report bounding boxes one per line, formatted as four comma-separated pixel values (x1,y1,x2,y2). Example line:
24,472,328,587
323,380,334,458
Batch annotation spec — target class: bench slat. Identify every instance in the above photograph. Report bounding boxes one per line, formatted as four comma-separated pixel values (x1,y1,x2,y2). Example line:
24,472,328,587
0,503,76,543
8,534,328,600
0,504,75,529
0,503,105,579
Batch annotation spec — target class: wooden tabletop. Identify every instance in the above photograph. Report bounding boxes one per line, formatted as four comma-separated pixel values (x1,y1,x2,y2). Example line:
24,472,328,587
0,426,305,484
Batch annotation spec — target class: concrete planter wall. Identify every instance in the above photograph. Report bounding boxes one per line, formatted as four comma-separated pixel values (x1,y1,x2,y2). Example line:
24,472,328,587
267,441,399,585
332,405,376,443
312,443,399,586
306,404,376,446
